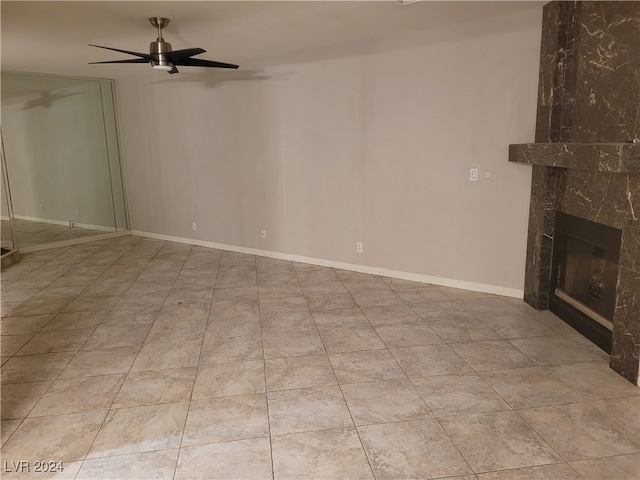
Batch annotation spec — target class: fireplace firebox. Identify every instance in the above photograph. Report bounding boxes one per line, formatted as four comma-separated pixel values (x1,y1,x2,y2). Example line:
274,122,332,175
550,212,622,353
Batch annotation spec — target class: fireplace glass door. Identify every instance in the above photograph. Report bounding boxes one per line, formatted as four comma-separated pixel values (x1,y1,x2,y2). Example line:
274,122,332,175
550,212,622,353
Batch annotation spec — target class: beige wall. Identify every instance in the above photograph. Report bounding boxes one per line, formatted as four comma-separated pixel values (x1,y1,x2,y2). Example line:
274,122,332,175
117,7,542,294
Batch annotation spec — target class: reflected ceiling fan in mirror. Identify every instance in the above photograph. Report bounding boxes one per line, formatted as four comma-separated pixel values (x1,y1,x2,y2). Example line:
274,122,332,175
89,17,239,74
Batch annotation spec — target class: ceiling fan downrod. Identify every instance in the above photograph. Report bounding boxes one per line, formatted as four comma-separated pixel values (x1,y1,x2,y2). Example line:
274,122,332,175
149,17,170,40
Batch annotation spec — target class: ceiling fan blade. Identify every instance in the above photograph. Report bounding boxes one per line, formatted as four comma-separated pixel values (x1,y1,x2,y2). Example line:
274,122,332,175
89,59,150,64
174,58,239,69
165,48,206,62
89,44,152,60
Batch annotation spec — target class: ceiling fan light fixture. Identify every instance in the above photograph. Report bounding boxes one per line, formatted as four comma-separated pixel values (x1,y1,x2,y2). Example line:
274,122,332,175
89,17,239,74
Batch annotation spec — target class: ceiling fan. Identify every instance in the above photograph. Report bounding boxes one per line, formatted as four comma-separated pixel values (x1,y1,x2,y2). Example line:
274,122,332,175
89,17,239,74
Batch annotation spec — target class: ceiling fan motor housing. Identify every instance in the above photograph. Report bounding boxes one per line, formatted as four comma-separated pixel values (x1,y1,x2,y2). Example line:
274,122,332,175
150,39,173,68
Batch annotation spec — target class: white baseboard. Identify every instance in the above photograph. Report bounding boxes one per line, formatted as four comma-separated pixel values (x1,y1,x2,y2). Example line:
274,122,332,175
131,230,524,299
13,214,115,232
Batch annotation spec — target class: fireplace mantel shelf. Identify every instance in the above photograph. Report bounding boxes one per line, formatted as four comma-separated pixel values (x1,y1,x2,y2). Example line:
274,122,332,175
509,143,640,173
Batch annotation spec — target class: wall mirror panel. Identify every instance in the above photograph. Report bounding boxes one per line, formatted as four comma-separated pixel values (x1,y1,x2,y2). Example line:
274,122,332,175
1,72,128,251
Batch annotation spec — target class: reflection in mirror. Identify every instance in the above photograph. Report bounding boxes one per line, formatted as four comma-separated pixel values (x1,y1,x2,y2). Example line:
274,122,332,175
1,72,128,251
1,132,20,266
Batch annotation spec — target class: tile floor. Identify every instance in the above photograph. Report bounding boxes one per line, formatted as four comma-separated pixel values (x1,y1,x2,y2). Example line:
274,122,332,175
1,235,639,479
1,219,110,251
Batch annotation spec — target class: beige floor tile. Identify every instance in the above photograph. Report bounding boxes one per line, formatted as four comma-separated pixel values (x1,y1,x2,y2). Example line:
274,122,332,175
374,322,443,347
199,335,263,365
2,411,107,462
451,340,536,372
1,381,52,419
360,304,422,326
60,347,138,378
209,298,259,320
341,379,432,425
272,428,373,480
412,373,510,417
569,453,640,480
440,411,562,472
9,298,73,316
131,340,202,372
306,293,356,312
88,402,188,458
319,326,385,353
1,419,21,446
478,314,557,339
1,352,75,383
476,463,582,479
29,374,125,416
0,287,41,303
592,397,640,440
81,282,131,297
329,350,406,384
457,298,523,317
258,283,305,300
335,271,389,293
268,385,353,436
396,288,451,305
312,308,372,329
2,239,634,480
1,333,35,356
166,285,213,305
101,306,161,326
509,336,605,366
411,301,475,321
351,290,404,308
429,317,501,343
193,361,265,399
546,362,640,401
207,315,262,338
391,344,472,378
1,314,56,334
144,317,207,344
260,311,316,334
112,367,196,408
518,403,640,462
265,354,337,391
76,449,179,480
41,311,108,331
175,438,272,480
182,393,269,446
16,329,93,355
438,286,496,301
298,280,348,296
480,367,583,409
157,302,211,322
215,265,257,289
219,251,256,266
263,330,325,359
381,277,432,291
62,295,120,313
358,419,473,478
82,324,151,350
211,287,258,303
259,295,308,314
113,292,167,309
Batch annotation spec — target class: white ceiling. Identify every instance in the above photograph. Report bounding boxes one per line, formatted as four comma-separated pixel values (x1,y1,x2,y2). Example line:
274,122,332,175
1,1,543,79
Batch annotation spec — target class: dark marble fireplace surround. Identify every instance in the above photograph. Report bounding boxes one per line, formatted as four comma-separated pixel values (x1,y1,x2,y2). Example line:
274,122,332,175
509,2,640,384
